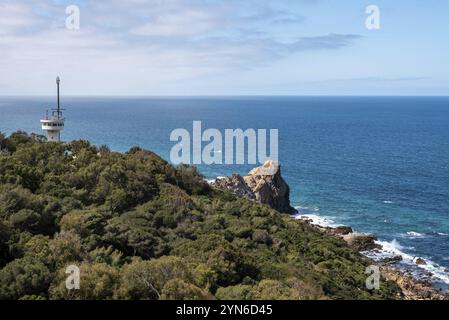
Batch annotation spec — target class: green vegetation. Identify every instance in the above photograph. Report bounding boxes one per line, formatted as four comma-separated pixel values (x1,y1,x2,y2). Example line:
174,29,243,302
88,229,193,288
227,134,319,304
0,131,401,300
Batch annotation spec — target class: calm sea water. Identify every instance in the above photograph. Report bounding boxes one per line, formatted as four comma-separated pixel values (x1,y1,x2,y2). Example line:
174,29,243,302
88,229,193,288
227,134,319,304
1,96,449,284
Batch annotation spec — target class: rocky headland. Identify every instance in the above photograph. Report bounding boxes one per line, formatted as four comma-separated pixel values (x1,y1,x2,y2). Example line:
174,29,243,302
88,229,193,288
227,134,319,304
212,160,449,300
211,160,296,214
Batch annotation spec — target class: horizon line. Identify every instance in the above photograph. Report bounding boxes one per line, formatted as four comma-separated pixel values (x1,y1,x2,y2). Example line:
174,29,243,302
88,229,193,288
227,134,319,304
1,94,449,98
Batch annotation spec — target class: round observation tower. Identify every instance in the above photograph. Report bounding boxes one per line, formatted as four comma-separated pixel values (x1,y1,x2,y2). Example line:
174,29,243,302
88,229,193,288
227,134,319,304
41,76,65,142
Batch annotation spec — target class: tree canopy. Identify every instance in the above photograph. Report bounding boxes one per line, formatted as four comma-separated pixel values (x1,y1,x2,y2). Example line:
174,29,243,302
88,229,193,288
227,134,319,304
0,131,401,300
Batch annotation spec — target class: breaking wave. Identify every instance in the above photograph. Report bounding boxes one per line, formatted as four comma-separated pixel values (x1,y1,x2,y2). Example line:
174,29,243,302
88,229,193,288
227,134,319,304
292,209,449,287
293,206,338,228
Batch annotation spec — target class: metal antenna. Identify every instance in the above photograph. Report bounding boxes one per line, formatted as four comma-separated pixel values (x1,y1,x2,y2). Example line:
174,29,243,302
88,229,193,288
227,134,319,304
56,76,61,116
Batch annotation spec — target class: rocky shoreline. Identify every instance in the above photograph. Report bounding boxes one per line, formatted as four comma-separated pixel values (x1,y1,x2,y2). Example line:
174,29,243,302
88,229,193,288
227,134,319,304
298,217,449,300
211,160,449,300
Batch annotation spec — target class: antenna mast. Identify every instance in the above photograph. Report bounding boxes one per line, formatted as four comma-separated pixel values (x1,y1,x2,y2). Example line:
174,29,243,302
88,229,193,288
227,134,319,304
56,76,61,117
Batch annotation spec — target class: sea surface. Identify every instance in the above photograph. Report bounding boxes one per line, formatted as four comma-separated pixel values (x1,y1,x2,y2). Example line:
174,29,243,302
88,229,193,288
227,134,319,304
1,96,449,288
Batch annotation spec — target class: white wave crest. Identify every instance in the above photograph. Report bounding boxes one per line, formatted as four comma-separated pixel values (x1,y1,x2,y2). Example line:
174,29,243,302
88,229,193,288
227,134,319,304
367,239,449,285
291,208,449,286
293,207,337,228
206,176,228,184
405,231,424,238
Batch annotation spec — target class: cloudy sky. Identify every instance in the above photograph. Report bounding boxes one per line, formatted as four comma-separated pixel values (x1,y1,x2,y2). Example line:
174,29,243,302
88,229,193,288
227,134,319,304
0,0,448,95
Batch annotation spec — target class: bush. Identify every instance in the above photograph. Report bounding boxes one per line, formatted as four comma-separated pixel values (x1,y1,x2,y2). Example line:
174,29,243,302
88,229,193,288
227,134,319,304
49,231,83,267
0,257,52,300
118,256,193,300
161,278,212,300
0,221,11,266
9,209,41,232
252,230,273,245
215,284,254,300
49,263,120,300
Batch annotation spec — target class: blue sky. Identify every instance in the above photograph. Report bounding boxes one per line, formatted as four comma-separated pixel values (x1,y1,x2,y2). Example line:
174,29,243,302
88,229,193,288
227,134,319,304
0,0,448,95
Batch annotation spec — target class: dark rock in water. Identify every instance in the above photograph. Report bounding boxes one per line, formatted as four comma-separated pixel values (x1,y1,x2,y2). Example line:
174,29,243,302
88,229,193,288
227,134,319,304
379,255,403,265
212,161,296,214
423,271,433,277
415,258,427,265
341,232,381,251
332,226,353,235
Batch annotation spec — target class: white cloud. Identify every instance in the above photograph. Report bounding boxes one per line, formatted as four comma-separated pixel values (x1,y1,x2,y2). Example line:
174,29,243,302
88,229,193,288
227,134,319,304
0,2,39,34
0,0,364,95
130,9,220,36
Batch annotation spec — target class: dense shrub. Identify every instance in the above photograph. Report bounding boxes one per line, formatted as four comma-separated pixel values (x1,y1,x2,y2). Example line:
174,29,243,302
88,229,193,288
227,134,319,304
0,257,51,300
0,132,402,300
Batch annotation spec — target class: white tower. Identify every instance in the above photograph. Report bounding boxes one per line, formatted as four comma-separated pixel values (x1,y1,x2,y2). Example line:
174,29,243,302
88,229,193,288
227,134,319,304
41,76,65,142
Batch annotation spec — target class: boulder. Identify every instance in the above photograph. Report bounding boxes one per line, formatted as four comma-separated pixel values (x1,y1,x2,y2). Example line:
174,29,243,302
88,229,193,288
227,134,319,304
379,255,403,265
332,226,353,235
341,232,381,251
415,258,427,266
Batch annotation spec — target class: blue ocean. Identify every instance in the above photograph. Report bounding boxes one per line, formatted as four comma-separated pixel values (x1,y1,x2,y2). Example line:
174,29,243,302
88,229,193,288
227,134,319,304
1,96,449,287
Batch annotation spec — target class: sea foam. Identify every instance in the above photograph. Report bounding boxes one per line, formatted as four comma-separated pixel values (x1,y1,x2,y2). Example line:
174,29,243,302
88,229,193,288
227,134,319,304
366,239,449,286
294,206,338,228
293,209,449,287
405,231,425,238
